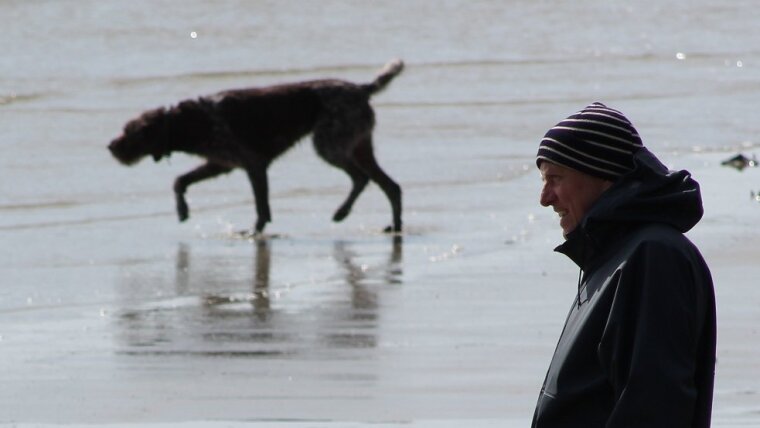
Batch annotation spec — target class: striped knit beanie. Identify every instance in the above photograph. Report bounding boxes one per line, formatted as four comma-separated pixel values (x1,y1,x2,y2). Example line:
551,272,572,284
536,102,644,181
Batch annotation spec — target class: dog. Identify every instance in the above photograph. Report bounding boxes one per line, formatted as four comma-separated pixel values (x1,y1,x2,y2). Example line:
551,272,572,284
108,59,403,234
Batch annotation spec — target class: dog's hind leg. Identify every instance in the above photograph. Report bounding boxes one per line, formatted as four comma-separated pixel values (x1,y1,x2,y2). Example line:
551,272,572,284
352,137,402,233
332,162,370,223
173,162,231,222
312,133,370,223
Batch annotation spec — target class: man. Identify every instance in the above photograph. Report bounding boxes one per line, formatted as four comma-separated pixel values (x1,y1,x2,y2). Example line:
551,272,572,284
532,102,716,427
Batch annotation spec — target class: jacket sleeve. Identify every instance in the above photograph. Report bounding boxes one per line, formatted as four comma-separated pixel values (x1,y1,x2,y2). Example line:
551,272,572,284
597,239,707,428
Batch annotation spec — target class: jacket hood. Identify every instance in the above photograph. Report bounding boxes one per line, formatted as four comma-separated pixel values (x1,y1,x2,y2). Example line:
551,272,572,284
557,148,704,268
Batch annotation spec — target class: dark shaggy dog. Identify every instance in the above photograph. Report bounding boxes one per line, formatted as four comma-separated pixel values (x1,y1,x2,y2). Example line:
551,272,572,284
109,59,404,234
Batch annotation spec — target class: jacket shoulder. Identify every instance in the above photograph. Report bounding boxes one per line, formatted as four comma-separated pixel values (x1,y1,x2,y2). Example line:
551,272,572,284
625,223,706,263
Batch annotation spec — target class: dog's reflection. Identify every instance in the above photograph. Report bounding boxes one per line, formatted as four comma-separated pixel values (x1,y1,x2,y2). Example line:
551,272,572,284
332,236,403,311
202,236,403,321
320,236,402,348
117,236,402,356
200,236,403,350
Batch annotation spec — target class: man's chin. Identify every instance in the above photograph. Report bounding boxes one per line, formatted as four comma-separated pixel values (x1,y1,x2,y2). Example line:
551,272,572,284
561,224,577,239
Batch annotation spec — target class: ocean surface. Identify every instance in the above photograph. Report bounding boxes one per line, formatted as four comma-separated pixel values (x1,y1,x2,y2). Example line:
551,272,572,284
2,1,759,426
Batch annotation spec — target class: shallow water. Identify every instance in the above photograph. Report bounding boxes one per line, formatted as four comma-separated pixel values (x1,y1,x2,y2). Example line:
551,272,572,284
2,0,759,425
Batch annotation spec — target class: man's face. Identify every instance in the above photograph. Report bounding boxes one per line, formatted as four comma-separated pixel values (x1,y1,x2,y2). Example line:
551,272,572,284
539,161,613,237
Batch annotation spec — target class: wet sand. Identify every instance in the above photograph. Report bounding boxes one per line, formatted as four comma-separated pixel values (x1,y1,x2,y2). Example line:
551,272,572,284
2,152,759,427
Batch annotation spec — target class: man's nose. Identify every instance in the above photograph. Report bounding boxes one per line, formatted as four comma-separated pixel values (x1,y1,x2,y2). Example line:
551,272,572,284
540,184,554,207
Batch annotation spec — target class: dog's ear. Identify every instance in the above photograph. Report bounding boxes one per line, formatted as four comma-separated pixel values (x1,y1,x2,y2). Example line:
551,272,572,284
147,107,170,162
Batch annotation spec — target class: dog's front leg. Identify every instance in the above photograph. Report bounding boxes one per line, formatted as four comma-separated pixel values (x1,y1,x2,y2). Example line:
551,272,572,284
245,165,272,233
173,162,231,222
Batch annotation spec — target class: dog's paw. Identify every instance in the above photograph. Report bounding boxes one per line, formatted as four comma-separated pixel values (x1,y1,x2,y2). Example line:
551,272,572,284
176,200,189,222
383,225,402,234
332,207,350,222
255,218,268,233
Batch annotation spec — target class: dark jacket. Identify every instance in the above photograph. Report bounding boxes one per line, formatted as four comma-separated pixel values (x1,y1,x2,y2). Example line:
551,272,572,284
532,148,717,428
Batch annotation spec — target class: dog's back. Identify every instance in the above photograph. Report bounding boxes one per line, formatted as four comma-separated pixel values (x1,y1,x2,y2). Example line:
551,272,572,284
211,67,400,161
213,83,324,159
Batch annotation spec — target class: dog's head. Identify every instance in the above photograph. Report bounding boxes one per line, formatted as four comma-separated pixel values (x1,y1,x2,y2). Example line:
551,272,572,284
108,107,170,165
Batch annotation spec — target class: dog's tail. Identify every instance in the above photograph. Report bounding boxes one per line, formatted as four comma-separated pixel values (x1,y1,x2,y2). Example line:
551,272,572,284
362,59,404,95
